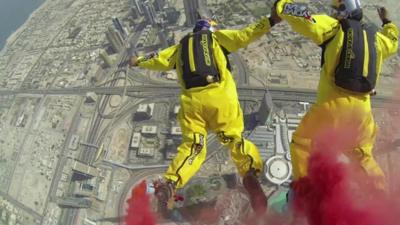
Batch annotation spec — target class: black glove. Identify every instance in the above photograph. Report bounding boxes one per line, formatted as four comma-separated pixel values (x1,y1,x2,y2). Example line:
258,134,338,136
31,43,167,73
273,0,280,8
377,7,391,26
269,0,282,27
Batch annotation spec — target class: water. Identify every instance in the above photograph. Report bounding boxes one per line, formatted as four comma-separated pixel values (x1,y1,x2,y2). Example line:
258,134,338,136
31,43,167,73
0,0,44,50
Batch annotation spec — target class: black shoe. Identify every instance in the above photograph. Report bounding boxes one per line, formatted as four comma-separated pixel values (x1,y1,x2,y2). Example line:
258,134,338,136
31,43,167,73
243,170,268,215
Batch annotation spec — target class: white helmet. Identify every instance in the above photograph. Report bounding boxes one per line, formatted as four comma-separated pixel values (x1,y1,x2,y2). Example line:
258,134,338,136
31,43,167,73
331,0,362,19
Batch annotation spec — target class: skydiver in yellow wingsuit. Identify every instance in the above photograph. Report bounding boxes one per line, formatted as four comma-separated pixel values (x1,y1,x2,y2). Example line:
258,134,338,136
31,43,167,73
129,15,281,215
271,0,398,187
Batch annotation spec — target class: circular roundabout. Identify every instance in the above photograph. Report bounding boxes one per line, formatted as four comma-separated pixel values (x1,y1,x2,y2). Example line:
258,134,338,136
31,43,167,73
264,155,292,185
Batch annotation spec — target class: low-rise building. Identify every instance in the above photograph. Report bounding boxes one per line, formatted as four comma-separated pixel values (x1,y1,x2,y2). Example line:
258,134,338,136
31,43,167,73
135,103,155,120
68,135,80,150
130,132,141,149
137,146,156,158
72,160,100,177
137,136,159,158
141,125,157,136
170,126,182,136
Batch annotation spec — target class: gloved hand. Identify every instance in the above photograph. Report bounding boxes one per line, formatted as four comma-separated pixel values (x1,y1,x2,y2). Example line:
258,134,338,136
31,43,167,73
129,56,140,67
377,7,391,26
153,179,177,212
269,0,282,27
129,52,158,67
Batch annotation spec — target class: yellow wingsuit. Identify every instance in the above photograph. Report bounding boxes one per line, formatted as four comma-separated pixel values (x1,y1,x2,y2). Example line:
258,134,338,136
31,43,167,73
275,0,399,182
137,17,273,188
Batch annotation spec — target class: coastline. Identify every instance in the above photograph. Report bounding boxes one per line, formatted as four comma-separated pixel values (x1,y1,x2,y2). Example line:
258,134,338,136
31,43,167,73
0,0,47,56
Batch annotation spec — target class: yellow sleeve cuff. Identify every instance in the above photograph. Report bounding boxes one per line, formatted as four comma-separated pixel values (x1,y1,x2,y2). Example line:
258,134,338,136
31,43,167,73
276,0,293,16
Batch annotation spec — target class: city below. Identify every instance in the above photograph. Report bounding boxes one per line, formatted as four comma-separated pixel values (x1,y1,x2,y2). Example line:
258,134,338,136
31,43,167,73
0,0,399,225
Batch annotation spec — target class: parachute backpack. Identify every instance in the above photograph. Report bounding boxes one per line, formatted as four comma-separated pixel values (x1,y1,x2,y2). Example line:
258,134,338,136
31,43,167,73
334,19,378,93
325,0,378,94
180,30,220,89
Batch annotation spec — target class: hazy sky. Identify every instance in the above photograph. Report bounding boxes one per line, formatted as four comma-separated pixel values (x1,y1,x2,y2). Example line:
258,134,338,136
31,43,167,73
0,0,43,50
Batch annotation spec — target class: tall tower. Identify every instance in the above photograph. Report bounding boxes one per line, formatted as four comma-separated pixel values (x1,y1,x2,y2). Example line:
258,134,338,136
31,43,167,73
133,0,143,14
258,90,274,126
143,0,157,24
183,0,199,26
158,30,168,48
106,26,124,53
112,17,127,38
130,6,140,19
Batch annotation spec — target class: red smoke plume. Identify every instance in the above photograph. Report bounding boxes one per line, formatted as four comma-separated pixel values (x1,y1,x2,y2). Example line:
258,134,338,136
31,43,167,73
266,72,400,225
124,181,156,225
290,127,400,225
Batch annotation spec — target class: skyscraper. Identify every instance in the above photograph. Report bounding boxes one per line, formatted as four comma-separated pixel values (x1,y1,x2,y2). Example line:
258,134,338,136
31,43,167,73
183,0,199,26
143,0,157,24
112,17,127,38
132,0,143,14
258,90,274,126
106,26,124,53
130,6,140,19
158,30,168,48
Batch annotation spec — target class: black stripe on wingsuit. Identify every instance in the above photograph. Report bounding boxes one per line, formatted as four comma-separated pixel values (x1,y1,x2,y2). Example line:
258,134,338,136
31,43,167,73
220,45,232,71
366,27,377,88
241,138,254,170
175,133,196,184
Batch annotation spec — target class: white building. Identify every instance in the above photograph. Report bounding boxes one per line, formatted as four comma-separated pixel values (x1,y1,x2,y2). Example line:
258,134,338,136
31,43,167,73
170,126,182,135
135,103,155,120
130,132,141,149
141,125,158,135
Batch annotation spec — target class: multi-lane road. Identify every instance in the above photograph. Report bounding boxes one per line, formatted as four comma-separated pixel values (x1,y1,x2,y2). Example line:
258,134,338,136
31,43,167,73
1,85,398,107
